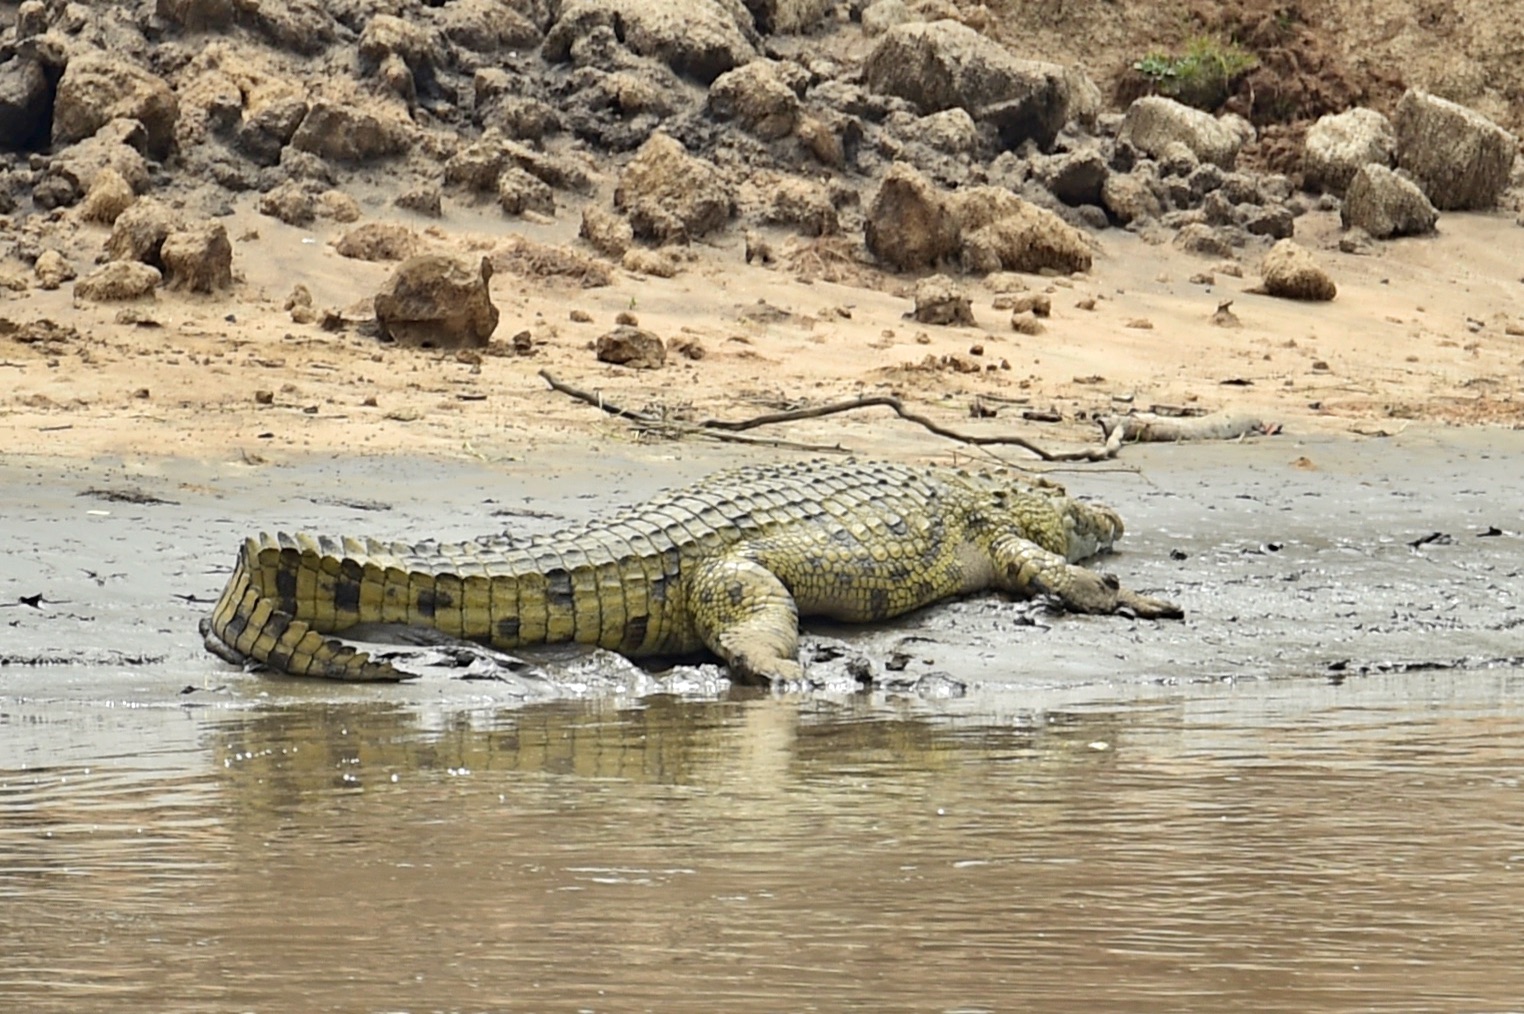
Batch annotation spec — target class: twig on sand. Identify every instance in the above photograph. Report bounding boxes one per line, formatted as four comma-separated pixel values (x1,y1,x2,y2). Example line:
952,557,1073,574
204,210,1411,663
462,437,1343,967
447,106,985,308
540,370,1101,460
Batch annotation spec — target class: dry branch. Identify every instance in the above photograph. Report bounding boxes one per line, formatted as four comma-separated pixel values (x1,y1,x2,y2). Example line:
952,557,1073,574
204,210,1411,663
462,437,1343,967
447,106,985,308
539,370,1122,460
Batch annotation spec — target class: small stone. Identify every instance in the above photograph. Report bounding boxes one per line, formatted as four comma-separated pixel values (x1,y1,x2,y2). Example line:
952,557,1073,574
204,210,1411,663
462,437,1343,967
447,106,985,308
1010,313,1044,335
595,325,665,369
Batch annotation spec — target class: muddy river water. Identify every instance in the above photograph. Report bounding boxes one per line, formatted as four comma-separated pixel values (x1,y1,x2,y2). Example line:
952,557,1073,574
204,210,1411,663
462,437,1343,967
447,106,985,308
2,430,1522,1010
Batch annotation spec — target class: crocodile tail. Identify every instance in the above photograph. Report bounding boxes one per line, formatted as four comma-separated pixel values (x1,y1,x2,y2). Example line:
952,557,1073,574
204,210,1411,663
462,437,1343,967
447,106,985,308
201,534,409,681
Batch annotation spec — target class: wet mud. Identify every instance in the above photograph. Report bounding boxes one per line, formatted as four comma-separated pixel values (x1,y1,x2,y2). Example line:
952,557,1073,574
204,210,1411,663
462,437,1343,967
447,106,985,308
1,428,1519,705
3,430,1523,1010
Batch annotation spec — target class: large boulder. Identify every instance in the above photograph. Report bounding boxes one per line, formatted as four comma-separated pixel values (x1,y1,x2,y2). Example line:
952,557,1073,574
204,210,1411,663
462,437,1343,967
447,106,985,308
863,19,1097,149
1101,171,1162,225
595,326,665,369
707,60,801,141
289,100,413,163
1259,239,1335,302
543,0,757,84
432,0,543,54
1302,108,1395,196
1393,89,1517,211
105,197,178,265
235,94,309,167
74,261,161,301
864,162,959,272
358,13,447,102
952,187,1093,275
1341,164,1437,239
43,120,151,206
911,275,974,326
747,0,832,33
613,133,734,243
1118,96,1253,169
374,255,500,349
0,57,50,150
161,222,233,293
52,52,179,160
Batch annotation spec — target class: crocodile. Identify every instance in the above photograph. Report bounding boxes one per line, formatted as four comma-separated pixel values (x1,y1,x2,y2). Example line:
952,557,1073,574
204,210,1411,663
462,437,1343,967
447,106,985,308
201,459,1181,685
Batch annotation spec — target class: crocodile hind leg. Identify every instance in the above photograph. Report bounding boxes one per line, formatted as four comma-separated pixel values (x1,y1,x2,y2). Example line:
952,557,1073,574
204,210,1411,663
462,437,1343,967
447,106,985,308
685,556,806,686
989,533,1183,619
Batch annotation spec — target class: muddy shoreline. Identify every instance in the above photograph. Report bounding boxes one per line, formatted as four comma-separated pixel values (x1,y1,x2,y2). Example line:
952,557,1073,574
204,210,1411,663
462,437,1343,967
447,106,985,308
3,425,1519,711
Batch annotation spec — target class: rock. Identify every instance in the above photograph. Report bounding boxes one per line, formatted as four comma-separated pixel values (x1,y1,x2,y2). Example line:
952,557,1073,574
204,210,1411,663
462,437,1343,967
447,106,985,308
1117,96,1253,169
395,185,443,217
912,275,975,326
913,108,981,155
707,60,800,141
863,20,1096,149
257,182,316,226
1005,292,1050,316
861,0,913,36
621,247,680,278
333,223,423,262
105,197,178,265
289,100,412,164
235,95,308,167
1186,162,1225,199
0,57,50,150
580,205,634,257
864,162,959,272
374,255,500,349
44,121,152,201
78,166,136,224
748,0,832,33
544,0,757,84
1302,108,1396,196
614,133,734,243
1173,222,1238,258
240,2,340,54
1157,140,1200,177
74,261,161,301
1393,89,1517,211
954,187,1093,275
1042,149,1108,207
749,175,839,236
1341,164,1438,239
1101,171,1162,225
435,0,543,54
33,249,75,290
1259,239,1335,301
1337,227,1377,255
497,165,556,216
744,230,774,265
316,190,362,223
155,0,236,30
358,14,447,101
1243,205,1294,239
52,52,179,160
595,325,666,369
443,141,509,192
161,222,233,293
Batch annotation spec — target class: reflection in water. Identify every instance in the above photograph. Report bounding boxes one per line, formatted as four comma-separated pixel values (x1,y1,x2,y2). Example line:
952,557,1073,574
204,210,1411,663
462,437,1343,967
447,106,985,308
3,675,1524,1011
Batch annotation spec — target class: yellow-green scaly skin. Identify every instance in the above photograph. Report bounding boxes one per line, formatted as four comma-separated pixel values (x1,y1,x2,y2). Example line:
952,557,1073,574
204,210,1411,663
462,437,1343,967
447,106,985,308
201,459,1181,685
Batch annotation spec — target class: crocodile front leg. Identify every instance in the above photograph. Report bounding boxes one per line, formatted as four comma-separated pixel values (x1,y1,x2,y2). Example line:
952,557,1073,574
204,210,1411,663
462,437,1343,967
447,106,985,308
685,555,806,686
988,533,1183,619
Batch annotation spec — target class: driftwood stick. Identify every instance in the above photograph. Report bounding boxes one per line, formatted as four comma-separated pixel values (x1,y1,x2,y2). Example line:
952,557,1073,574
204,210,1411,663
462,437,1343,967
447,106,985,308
539,370,846,452
538,369,653,422
540,370,1106,461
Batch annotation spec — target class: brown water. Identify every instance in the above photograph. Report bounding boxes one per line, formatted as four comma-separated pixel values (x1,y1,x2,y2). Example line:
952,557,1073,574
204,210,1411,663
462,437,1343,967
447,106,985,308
5,670,1524,1012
